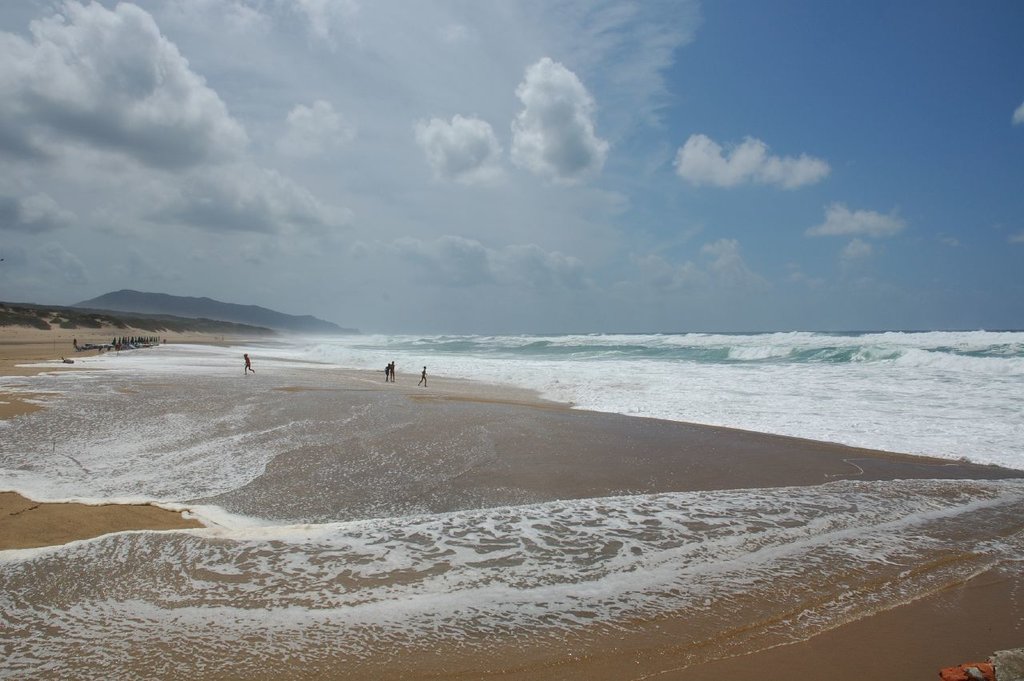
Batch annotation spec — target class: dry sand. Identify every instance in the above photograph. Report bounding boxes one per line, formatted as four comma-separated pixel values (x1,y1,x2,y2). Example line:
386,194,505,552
0,491,202,550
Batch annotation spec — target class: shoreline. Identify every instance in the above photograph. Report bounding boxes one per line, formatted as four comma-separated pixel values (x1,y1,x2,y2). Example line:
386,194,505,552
1,325,258,546
0,325,258,417
2,329,1022,679
3,326,1022,552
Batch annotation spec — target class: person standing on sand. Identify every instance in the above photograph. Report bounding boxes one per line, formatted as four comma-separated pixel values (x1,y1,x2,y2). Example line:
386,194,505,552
418,366,427,387
244,353,255,374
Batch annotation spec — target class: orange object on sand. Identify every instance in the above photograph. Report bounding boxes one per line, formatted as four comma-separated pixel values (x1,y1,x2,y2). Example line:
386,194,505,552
937,662,994,681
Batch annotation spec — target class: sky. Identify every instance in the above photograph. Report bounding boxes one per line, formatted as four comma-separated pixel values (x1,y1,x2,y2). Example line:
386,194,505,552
1,0,1022,333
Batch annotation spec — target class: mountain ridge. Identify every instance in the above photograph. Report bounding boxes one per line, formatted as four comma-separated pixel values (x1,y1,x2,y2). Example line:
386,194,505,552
75,290,356,335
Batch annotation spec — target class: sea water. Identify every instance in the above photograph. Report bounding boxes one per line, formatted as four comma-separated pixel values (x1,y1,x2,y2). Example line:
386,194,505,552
1,333,1023,678
287,330,1024,469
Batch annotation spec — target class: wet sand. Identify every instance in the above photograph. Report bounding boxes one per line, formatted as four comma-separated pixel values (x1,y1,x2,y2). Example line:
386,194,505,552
2,328,1022,679
1,326,246,542
433,567,1021,681
0,325,244,415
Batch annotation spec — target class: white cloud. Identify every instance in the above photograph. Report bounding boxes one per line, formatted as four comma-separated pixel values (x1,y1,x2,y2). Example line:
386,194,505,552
629,240,765,294
674,134,830,189
496,243,587,289
841,238,873,261
414,115,502,184
511,57,609,183
700,238,767,288
786,263,824,288
631,253,704,292
1014,101,1024,125
0,192,75,232
154,164,351,235
806,203,906,238
160,0,270,37
288,0,360,46
1009,231,1024,244
0,1,247,169
355,236,586,289
279,100,355,157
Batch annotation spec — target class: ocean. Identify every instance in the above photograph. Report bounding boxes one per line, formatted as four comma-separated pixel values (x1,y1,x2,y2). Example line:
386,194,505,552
288,330,1024,468
1,331,1023,678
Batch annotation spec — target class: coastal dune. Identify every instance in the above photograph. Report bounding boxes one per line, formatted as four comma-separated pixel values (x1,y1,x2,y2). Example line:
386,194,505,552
1,333,1022,680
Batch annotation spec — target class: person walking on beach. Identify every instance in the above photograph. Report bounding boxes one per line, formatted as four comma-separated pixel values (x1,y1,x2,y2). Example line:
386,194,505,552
418,366,427,387
384,362,390,382
390,361,396,382
244,353,255,374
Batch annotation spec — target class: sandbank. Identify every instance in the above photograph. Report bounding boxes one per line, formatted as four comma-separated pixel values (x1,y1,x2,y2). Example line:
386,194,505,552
0,491,203,550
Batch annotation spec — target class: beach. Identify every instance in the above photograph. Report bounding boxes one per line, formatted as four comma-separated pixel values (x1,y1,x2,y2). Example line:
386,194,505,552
1,329,1022,680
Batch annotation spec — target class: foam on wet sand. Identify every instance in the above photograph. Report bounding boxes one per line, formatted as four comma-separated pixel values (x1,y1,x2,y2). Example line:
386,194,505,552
1,336,1022,680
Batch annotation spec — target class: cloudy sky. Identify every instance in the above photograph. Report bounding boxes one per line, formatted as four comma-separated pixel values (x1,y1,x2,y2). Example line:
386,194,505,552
1,1,1022,333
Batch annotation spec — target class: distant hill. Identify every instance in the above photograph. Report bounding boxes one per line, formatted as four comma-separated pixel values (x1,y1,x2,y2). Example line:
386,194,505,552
75,290,356,335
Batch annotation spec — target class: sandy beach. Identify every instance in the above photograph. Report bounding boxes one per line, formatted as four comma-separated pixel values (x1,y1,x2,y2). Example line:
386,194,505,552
1,327,1022,680
0,326,241,542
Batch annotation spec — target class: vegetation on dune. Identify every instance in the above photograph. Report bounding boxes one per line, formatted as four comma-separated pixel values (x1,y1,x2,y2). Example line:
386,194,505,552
0,302,275,335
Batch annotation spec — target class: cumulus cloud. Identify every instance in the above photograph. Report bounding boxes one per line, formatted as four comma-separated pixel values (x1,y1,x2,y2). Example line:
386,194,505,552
511,57,609,183
414,115,502,184
154,164,350,235
1014,101,1024,125
0,1,247,168
278,100,355,157
631,253,704,292
841,238,873,261
786,263,824,288
497,243,587,289
356,236,586,289
806,203,906,238
630,240,764,293
289,0,359,45
388,235,494,287
0,193,75,232
700,238,767,288
674,134,830,189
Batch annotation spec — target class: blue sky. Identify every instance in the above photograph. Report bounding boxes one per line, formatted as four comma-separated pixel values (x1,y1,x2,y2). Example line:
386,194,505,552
1,1,1021,332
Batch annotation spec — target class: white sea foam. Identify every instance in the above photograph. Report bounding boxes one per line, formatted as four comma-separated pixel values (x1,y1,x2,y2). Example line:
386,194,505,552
2,340,1022,678
282,331,1024,468
2,479,1022,677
